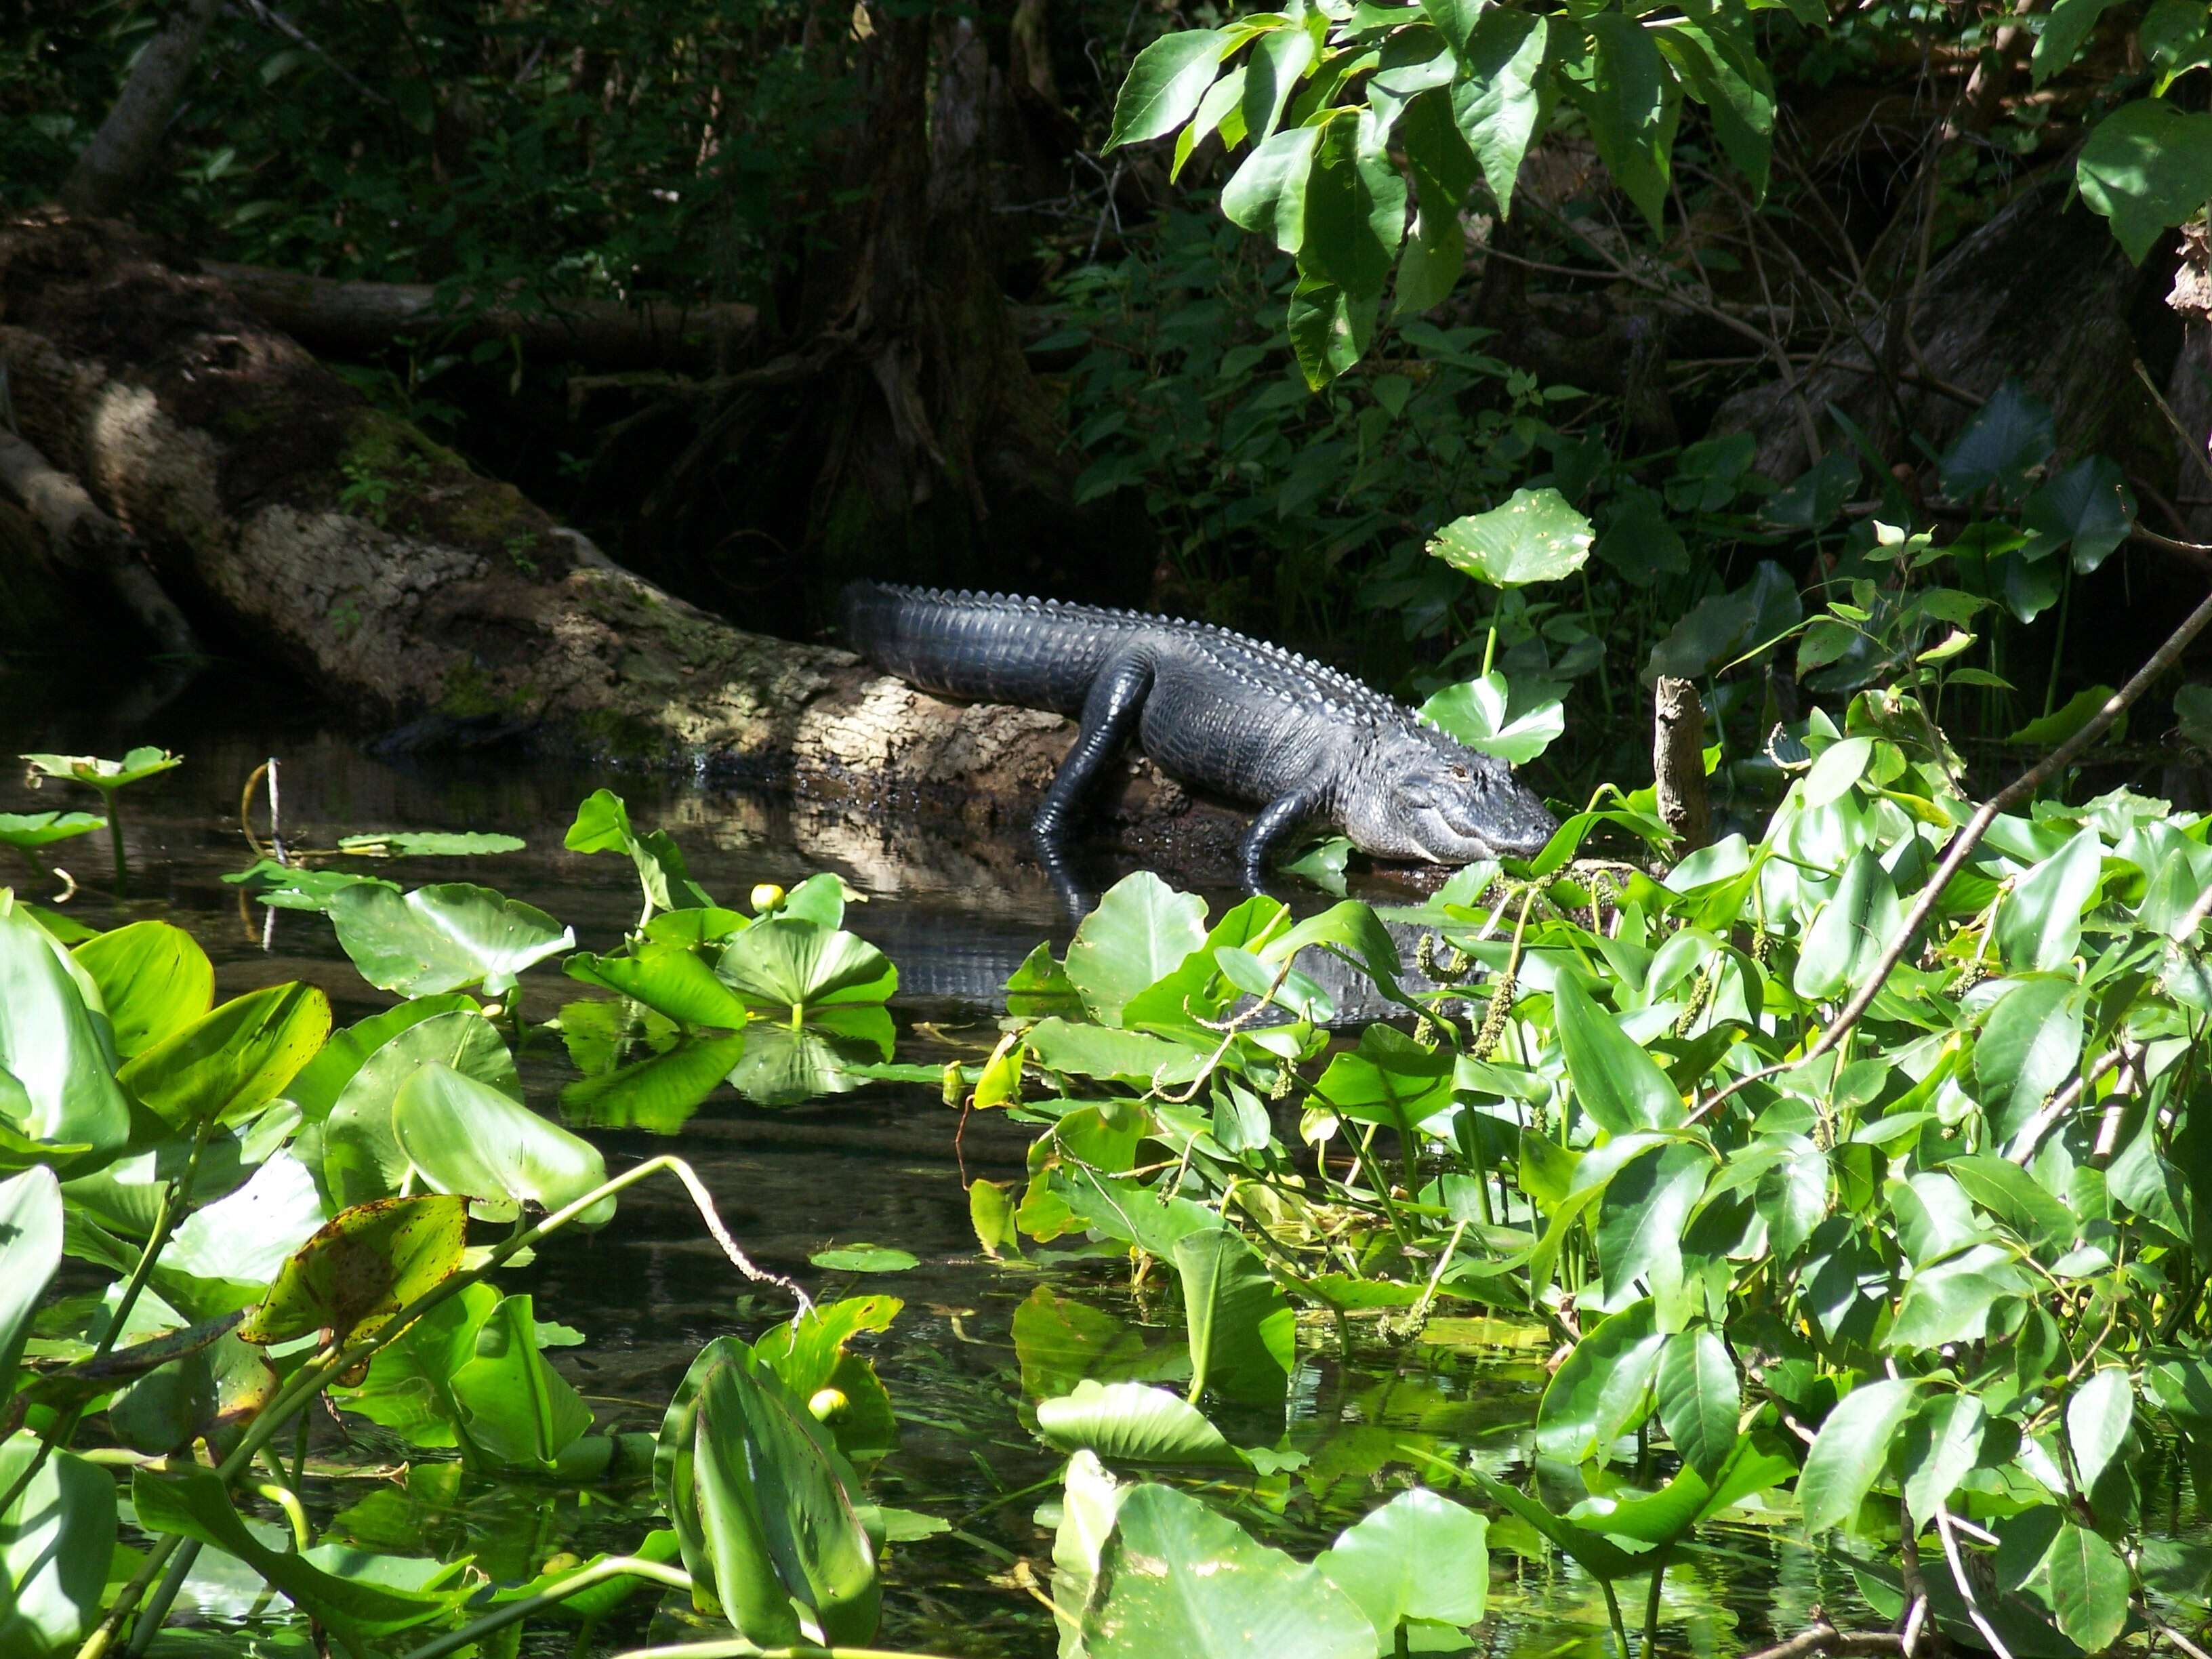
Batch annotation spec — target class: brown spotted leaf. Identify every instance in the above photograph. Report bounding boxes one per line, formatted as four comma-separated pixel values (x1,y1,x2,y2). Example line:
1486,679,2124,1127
236,1194,468,1348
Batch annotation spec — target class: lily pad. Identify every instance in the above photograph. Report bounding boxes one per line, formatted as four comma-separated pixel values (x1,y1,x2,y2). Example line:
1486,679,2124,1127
323,882,575,996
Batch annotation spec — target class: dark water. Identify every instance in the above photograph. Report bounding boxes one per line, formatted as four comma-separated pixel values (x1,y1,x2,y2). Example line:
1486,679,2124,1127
3,672,1862,1657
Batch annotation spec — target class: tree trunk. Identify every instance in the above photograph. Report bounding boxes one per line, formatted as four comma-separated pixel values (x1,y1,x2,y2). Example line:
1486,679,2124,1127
197,262,759,369
0,212,1234,864
60,0,225,219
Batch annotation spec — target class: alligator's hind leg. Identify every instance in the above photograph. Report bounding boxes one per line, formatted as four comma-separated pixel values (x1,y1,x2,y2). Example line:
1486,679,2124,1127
1032,651,1155,849
1238,787,1325,891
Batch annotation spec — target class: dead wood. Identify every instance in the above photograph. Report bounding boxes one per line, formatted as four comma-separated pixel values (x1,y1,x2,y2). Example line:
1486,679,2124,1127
0,211,1238,863
1652,676,1711,853
199,261,760,369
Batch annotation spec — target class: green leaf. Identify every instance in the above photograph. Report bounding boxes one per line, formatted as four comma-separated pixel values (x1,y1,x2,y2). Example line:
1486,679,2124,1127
1995,827,2103,972
1109,29,1227,150
237,1193,470,1347
724,1005,893,1107
131,1463,462,1639
808,1243,918,1273
1063,873,1210,1027
1536,1298,1664,1463
119,982,330,1130
0,896,129,1158
1793,848,1903,1002
664,1338,880,1642
1595,1141,1708,1313
1036,1380,1245,1466
323,882,575,996
0,1432,114,1655
1222,124,1324,255
284,995,481,1124
1578,14,1673,230
1462,1468,1641,1582
71,922,213,1059
2047,1520,2131,1652
562,790,710,913
1555,972,1684,1134
1418,671,1567,764
0,812,103,851
392,1061,614,1227
1075,1482,1375,1659
335,831,526,857
716,918,895,1012
1974,979,2083,1141
0,1169,60,1398
1452,12,1549,213
1663,22,1773,200
1889,1244,2032,1349
1023,1019,1207,1087
19,747,181,792
2179,683,2212,754
1300,112,1405,298
560,1031,746,1134
753,1294,903,1467
1429,487,1595,588
567,942,751,1029
2008,685,2120,747
2068,1367,2134,1491
449,1292,594,1470
1242,27,1315,146
1287,275,1378,388
1174,1225,1294,1405
2024,456,2135,573
2033,0,2123,83
1940,379,2057,502
1799,1378,1919,1534
2077,96,2212,264
1315,1487,1490,1645
1900,1393,1986,1517
321,1009,519,1209
1312,1024,1455,1137
1655,1327,1740,1480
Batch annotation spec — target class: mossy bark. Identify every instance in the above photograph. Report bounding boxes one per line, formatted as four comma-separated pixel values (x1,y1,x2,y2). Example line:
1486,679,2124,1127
0,211,1237,862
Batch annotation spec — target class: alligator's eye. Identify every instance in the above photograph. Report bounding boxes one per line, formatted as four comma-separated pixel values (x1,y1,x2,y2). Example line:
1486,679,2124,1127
1450,764,1469,781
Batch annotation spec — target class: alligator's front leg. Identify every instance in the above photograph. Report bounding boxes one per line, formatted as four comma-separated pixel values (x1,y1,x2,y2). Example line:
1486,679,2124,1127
1238,786,1326,891
1032,649,1155,852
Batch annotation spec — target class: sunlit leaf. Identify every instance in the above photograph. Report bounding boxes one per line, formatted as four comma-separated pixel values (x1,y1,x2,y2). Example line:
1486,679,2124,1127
1428,487,1594,588
323,882,575,996
71,922,213,1059
1036,1380,1245,1466
119,983,330,1130
0,1431,115,1654
237,1194,469,1347
392,1062,613,1227
1799,1378,1918,1534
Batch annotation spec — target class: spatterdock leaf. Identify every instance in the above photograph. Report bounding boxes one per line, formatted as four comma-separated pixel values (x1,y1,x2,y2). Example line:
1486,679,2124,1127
237,1194,469,1347
392,1062,614,1229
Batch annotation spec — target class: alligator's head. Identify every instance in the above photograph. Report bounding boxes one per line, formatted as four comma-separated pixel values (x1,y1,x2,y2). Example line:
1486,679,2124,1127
1342,726,1559,865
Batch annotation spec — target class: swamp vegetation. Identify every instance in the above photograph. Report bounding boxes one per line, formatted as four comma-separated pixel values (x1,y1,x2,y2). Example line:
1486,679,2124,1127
15,0,2212,1654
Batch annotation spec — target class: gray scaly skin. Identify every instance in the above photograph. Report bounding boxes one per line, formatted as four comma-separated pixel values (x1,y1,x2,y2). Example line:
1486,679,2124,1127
841,582,1560,886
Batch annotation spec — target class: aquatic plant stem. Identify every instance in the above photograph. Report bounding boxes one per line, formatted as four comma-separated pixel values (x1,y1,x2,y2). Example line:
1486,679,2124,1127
1689,576,2212,1126
396,1557,695,1659
123,1540,201,1659
104,788,127,897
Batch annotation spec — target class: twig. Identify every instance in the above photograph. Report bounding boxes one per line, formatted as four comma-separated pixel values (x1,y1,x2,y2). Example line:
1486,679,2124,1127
1740,1620,1906,1659
1933,1500,2016,1659
2005,1045,2128,1165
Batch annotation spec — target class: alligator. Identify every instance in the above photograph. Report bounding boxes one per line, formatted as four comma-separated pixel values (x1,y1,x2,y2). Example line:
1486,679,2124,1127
840,582,1559,887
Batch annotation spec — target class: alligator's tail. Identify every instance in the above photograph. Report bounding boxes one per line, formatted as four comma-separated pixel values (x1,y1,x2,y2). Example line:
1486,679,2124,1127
838,581,1143,714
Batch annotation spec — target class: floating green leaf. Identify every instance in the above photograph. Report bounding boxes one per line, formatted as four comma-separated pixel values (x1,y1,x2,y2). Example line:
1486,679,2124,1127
392,1061,615,1227
1063,872,1210,1027
1036,1380,1246,1466
323,882,574,996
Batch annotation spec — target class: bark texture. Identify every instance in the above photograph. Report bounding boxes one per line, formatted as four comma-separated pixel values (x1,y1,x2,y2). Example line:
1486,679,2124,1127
1652,676,1711,854
0,212,1235,862
60,0,224,218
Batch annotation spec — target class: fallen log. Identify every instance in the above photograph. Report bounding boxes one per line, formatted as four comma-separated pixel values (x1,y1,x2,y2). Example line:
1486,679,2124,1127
197,260,760,369
0,211,1239,867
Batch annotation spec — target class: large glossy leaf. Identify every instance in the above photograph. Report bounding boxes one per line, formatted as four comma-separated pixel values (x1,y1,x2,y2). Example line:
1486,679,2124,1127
236,1194,469,1347
657,1336,880,1643
1429,487,1594,588
1536,1298,1664,1464
724,1004,893,1107
72,922,212,1059
1452,11,1549,212
716,918,895,1012
323,882,575,996
1315,1487,1488,1645
1174,1225,1294,1406
283,994,482,1122
1107,28,1225,149
1975,979,2084,1142
0,895,128,1158
131,1464,464,1638
1555,972,1683,1133
1036,1380,1244,1466
567,943,750,1029
2047,1520,2130,1651
1462,1468,1640,1581
1063,873,1210,1027
1578,12,1671,230
1793,848,1902,1001
1074,1481,1374,1659
0,1432,115,1655
1799,1378,1919,1534
1994,828,2102,972
1595,1141,1711,1313
2076,96,2212,264
754,1294,903,1467
1312,1025,1455,1136
2067,1368,2133,1491
320,1008,519,1210
0,1169,60,1397
392,1061,614,1227
20,747,180,792
560,1032,746,1133
449,1292,594,1469
1655,1327,1740,1481
119,982,330,1130
161,1150,330,1290
1939,380,2057,501
1900,1393,1986,1518
563,789,711,912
